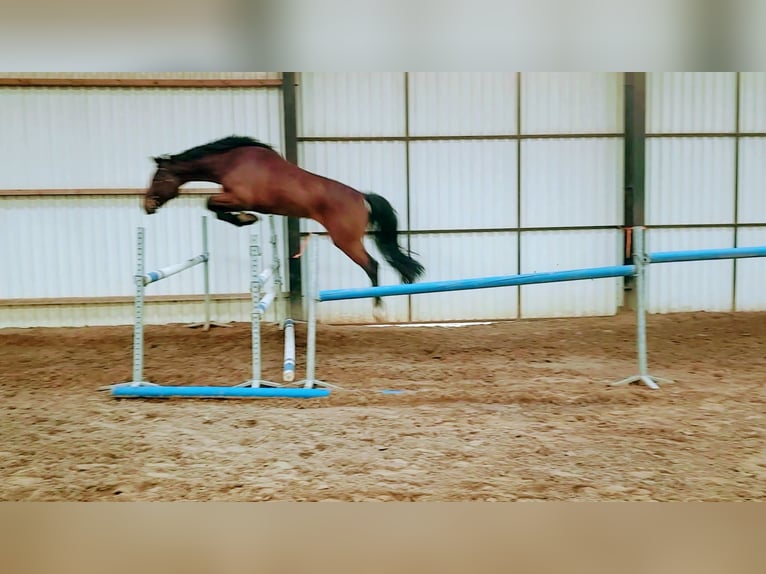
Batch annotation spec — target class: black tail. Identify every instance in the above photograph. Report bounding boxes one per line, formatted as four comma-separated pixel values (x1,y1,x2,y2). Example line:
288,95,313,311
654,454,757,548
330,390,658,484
364,193,425,284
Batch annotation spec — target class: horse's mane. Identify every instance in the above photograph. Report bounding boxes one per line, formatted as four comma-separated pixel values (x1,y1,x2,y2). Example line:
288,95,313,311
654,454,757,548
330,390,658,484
169,136,275,162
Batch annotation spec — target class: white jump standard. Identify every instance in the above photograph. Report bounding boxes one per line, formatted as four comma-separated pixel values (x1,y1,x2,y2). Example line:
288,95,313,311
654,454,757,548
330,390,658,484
112,215,325,399
127,219,217,388
235,232,282,388
233,214,299,388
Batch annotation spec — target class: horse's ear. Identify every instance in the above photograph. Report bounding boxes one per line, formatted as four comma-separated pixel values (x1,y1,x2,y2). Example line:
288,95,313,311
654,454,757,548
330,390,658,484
153,155,171,166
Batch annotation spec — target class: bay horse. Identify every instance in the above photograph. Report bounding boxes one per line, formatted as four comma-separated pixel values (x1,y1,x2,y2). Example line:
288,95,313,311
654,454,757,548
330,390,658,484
143,135,424,314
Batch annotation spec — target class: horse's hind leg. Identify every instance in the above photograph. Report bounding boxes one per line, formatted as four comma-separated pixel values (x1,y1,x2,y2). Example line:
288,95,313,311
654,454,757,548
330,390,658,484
332,237,386,317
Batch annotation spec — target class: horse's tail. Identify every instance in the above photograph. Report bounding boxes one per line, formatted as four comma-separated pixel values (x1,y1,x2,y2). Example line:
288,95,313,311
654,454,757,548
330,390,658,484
364,193,425,284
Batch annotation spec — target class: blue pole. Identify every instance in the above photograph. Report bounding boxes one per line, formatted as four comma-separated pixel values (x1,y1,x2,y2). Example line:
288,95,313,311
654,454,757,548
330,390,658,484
319,264,636,302
112,386,330,398
650,245,766,264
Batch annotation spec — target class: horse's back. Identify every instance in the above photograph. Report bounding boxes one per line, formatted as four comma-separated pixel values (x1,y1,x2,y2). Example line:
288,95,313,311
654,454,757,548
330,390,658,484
231,147,366,221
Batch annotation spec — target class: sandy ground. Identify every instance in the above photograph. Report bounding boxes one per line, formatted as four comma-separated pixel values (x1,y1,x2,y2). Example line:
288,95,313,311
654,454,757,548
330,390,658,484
1,311,765,501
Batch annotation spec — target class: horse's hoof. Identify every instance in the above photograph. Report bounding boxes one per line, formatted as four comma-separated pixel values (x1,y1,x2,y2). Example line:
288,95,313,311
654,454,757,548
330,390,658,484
237,213,259,225
373,305,388,323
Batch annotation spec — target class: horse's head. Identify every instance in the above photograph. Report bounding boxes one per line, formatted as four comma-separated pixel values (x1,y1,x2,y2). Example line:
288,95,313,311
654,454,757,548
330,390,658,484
144,156,182,214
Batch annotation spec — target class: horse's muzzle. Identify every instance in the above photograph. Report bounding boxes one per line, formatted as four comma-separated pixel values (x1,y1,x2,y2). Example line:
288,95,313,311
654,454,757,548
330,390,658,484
144,197,159,214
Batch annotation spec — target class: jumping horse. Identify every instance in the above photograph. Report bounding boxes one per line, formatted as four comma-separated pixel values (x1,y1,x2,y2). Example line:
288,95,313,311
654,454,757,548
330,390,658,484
144,136,425,314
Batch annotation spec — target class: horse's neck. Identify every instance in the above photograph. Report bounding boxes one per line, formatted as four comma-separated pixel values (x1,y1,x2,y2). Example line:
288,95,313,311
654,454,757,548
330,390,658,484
172,159,221,185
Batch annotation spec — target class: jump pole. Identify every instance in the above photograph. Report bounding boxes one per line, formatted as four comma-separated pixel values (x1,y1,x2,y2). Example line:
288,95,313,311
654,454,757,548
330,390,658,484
113,386,329,399
319,265,636,301
283,319,296,382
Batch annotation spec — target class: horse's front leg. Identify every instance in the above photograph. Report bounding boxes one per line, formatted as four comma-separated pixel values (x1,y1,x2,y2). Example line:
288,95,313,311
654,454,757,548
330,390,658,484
206,193,259,227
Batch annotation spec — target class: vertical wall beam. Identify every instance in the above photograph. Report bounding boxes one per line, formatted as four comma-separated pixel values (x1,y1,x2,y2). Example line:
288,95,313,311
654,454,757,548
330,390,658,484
623,72,647,303
624,72,647,233
404,72,413,322
282,72,303,319
733,72,741,311
516,72,523,317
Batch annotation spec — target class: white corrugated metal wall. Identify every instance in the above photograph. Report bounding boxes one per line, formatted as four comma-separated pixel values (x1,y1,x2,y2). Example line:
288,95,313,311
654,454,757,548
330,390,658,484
646,72,766,313
5,73,764,329
296,72,625,323
0,77,286,327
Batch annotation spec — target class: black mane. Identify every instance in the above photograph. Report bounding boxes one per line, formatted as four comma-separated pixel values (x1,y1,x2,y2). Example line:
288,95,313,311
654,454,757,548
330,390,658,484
168,136,275,162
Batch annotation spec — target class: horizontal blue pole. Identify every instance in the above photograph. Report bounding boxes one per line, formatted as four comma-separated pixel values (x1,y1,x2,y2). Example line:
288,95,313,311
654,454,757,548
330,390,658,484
113,386,329,398
650,245,766,264
319,264,636,302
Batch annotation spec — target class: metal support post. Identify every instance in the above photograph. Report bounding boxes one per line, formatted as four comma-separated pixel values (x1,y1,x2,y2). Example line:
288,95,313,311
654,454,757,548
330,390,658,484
187,216,230,330
120,227,158,388
238,232,280,388
269,215,285,328
132,227,146,385
299,237,338,390
612,227,674,389
303,239,318,388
